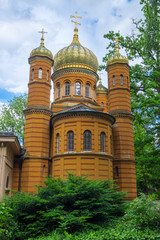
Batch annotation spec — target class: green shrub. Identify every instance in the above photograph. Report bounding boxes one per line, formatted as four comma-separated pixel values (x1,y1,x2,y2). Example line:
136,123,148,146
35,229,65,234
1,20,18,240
5,173,126,239
0,202,18,240
123,193,160,230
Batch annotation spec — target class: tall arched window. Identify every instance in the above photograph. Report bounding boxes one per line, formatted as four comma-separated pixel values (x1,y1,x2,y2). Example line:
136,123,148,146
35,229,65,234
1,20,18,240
101,102,104,108
86,84,90,97
57,84,60,98
67,131,74,151
75,81,81,95
47,70,49,80
113,75,115,86
32,69,34,80
115,167,119,177
6,175,9,188
120,74,123,85
84,130,92,151
43,165,45,177
39,68,42,79
65,82,70,96
100,132,105,152
57,133,60,153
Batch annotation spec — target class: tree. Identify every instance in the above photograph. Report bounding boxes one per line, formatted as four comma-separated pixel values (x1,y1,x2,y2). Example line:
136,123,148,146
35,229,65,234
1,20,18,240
0,94,27,145
5,173,125,238
101,0,160,194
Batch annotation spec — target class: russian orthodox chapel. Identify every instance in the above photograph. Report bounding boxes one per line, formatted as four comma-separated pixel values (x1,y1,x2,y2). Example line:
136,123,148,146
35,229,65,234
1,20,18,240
1,12,137,199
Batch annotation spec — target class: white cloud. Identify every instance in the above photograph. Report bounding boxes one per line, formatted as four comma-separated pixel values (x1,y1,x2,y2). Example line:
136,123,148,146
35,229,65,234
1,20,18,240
0,0,143,99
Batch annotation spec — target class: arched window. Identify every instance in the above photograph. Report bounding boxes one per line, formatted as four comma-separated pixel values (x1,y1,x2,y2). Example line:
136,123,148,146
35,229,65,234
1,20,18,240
101,102,104,108
32,69,34,80
115,167,119,177
120,74,123,85
39,68,42,79
57,133,60,153
100,132,105,152
113,75,115,86
65,82,70,96
43,165,45,177
75,81,81,95
86,84,90,97
47,70,49,80
84,130,92,151
6,175,9,188
57,84,60,98
67,131,74,152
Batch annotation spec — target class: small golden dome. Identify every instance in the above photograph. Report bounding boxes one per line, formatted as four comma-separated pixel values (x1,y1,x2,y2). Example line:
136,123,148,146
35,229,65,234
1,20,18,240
107,38,128,67
30,32,53,60
54,28,99,72
96,75,107,93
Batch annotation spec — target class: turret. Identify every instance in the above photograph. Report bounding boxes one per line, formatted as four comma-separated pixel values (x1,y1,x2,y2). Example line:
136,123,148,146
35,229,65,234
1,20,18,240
106,39,137,199
21,29,53,193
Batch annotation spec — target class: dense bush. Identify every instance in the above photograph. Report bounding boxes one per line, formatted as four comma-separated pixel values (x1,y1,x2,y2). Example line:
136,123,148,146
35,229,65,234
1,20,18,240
5,173,126,239
0,202,18,240
123,193,160,230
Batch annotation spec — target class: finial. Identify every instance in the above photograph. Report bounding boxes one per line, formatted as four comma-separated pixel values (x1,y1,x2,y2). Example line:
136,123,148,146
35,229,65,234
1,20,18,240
115,37,120,53
70,11,82,29
38,28,47,46
98,71,103,84
70,12,82,44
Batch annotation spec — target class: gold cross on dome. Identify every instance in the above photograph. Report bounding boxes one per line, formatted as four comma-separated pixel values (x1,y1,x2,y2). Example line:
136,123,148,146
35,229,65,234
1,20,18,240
98,71,103,84
38,28,47,38
115,37,121,53
70,11,82,29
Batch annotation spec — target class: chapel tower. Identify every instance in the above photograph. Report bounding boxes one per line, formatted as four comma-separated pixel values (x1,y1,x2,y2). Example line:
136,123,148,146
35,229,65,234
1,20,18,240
106,39,137,199
16,29,54,192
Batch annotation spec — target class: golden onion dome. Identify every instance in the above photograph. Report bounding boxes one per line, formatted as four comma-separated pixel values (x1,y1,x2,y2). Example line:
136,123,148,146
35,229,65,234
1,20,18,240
54,27,99,72
107,39,128,67
30,31,53,61
96,76,107,93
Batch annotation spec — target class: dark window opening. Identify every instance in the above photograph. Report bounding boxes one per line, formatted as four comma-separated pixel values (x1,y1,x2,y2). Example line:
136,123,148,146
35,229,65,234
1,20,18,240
67,131,74,151
84,130,92,151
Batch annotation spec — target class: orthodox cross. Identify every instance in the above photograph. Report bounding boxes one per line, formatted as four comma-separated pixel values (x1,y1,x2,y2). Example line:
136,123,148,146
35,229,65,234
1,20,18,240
115,37,121,53
98,71,103,84
38,28,47,38
70,11,82,28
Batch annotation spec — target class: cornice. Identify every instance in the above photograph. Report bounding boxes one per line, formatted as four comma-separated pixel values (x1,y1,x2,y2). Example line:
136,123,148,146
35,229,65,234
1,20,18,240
110,110,134,120
108,87,130,93
24,156,49,160
53,96,98,106
28,55,54,65
52,152,113,160
28,81,51,88
51,110,115,125
52,67,98,82
24,106,52,116
113,158,136,163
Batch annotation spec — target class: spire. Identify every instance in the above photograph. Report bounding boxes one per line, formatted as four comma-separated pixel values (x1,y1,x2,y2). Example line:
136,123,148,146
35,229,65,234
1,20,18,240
115,37,120,53
98,71,103,84
70,11,82,44
38,28,47,47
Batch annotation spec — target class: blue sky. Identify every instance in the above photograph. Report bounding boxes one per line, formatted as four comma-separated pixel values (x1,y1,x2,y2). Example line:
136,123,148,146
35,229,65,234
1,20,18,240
0,0,142,107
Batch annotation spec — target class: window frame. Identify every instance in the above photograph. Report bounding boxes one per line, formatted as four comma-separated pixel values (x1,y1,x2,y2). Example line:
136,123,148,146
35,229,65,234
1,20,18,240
57,133,60,153
100,132,105,152
67,131,74,152
65,82,70,96
75,81,81,96
39,68,42,79
84,130,92,151
86,83,90,97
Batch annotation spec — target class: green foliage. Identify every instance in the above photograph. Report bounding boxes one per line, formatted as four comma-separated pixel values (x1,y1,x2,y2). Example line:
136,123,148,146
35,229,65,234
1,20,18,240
0,94,27,144
5,173,126,239
0,202,18,240
101,0,160,194
124,193,160,230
